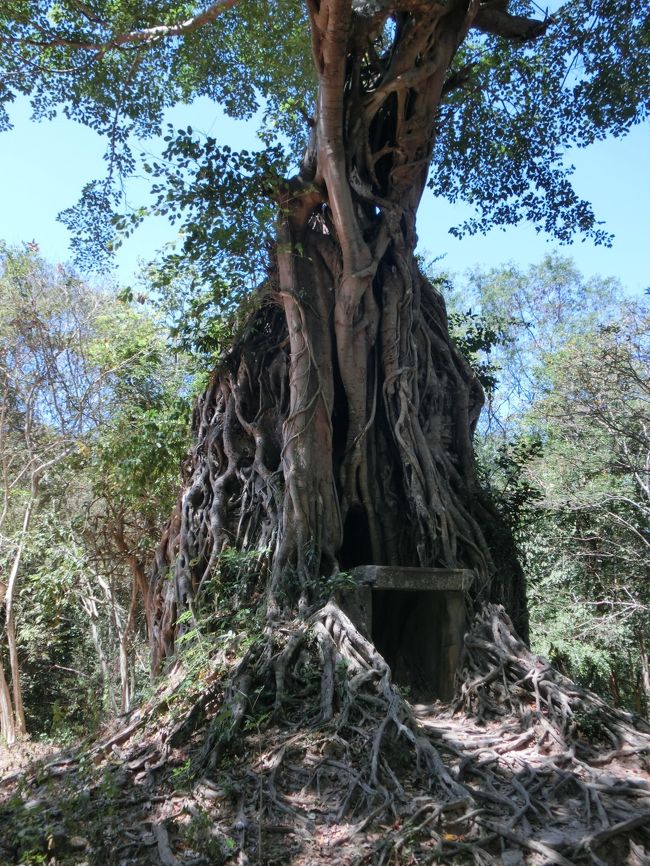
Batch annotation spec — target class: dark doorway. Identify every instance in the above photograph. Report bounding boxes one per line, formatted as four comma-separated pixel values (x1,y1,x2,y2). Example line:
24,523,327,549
339,505,373,570
372,589,464,700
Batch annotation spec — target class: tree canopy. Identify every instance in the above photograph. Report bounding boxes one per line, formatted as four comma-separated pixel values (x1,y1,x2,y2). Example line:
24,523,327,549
4,4,647,630
445,254,650,713
2,1,648,276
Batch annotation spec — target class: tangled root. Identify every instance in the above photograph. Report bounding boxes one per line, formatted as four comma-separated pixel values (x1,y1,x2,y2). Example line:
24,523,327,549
2,601,650,866
189,601,650,865
457,604,650,762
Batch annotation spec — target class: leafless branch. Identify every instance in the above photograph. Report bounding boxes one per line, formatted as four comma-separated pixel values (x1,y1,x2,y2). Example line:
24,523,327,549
472,7,553,42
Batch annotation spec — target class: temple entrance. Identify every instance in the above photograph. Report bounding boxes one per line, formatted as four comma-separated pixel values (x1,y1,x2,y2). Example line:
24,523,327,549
338,566,472,701
372,589,464,700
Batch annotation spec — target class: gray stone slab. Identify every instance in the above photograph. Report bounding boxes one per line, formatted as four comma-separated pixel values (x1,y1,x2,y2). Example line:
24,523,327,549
336,585,372,638
351,565,474,592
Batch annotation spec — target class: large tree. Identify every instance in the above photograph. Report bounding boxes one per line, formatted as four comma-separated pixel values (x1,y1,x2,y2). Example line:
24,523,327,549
3,0,647,662
2,5,650,863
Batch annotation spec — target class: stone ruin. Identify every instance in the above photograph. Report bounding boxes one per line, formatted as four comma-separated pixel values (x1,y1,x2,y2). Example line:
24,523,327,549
337,566,474,701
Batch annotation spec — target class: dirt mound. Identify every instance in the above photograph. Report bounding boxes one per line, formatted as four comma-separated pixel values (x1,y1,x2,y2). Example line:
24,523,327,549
1,604,649,866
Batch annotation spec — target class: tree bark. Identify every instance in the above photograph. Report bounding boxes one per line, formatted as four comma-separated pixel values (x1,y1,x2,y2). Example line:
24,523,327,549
147,0,537,666
97,573,136,714
110,517,150,711
80,580,117,714
639,630,650,719
0,656,16,745
1,486,37,737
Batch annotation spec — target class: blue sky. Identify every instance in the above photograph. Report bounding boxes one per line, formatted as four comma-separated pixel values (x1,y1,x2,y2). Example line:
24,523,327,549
0,94,648,295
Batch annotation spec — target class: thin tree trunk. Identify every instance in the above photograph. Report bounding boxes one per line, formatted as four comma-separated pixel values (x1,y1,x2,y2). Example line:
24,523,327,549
80,583,116,714
609,668,621,707
95,572,136,714
2,486,37,737
4,615,24,736
111,521,148,711
639,630,650,718
117,582,138,714
0,656,16,745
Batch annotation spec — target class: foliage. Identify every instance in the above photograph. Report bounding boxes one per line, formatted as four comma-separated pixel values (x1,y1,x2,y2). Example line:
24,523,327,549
523,304,650,711
16,514,103,737
450,258,650,713
133,258,260,368
0,243,193,737
458,253,623,431
0,0,313,270
433,0,648,242
84,301,191,519
1,0,649,734
138,132,288,288
447,304,514,397
475,433,543,530
1,2,648,274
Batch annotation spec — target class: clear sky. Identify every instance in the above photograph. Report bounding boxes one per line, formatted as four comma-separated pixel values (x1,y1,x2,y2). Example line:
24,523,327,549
0,94,648,295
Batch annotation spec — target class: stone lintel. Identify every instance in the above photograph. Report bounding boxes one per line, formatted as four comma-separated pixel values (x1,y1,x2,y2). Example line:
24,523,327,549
351,565,473,592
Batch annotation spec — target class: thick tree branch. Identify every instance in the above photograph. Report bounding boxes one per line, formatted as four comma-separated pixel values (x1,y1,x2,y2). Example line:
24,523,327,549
7,0,240,53
472,6,552,41
316,0,373,280
441,62,475,98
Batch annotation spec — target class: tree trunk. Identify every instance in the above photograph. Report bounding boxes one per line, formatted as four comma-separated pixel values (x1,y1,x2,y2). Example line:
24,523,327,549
147,0,530,668
4,614,24,736
80,580,117,714
639,630,650,718
1,488,36,737
0,656,16,745
111,520,148,712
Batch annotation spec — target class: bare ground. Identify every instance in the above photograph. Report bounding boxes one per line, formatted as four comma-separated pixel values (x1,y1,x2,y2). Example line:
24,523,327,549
0,740,58,777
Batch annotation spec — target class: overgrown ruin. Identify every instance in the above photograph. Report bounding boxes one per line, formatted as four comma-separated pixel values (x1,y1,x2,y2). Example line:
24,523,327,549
339,566,473,700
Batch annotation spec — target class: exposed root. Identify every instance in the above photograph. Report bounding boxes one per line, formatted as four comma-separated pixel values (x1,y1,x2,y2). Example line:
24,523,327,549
2,600,650,866
457,604,650,761
146,250,529,674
